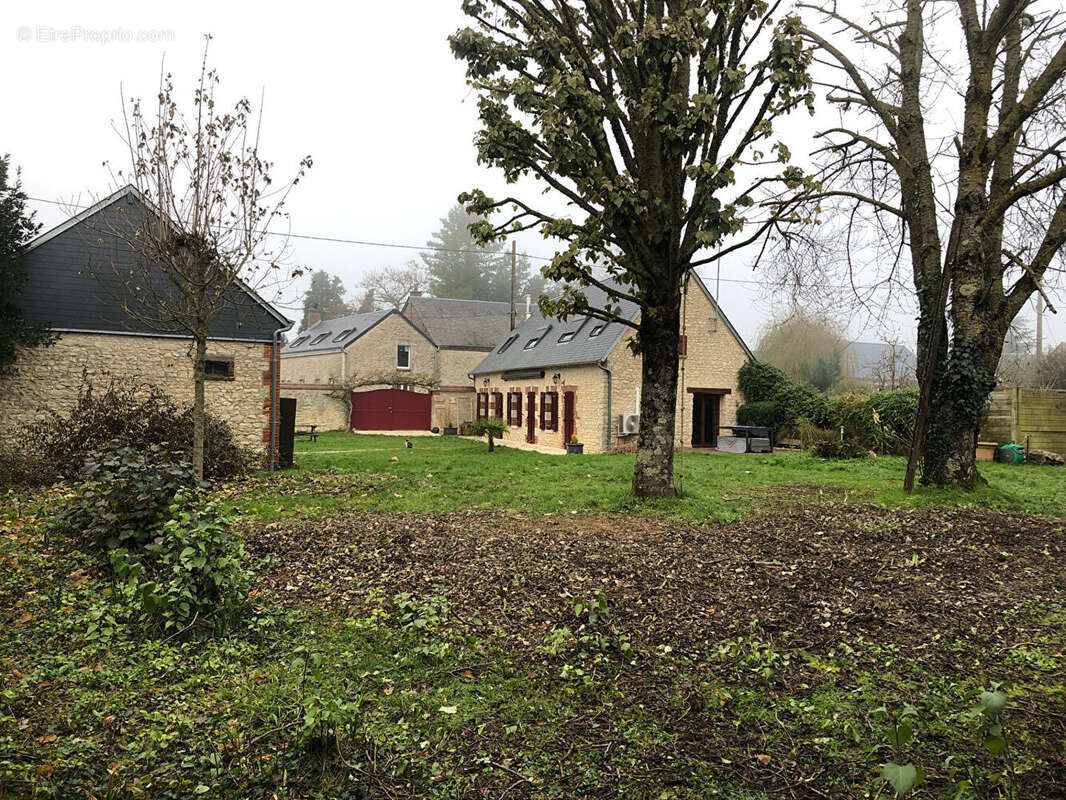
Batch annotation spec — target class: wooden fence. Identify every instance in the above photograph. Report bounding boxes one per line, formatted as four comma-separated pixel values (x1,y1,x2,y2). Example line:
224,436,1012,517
982,388,1066,453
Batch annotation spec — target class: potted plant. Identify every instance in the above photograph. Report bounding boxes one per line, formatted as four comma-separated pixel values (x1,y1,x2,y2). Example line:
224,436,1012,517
460,421,474,436
443,419,458,436
566,432,583,455
471,417,507,452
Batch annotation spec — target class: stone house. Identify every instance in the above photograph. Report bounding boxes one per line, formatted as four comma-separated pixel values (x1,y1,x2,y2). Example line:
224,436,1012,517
470,275,753,454
279,293,512,431
0,186,293,463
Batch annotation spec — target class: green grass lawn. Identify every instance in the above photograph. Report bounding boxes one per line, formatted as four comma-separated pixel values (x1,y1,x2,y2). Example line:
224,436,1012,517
230,431,1066,522
3,434,1064,799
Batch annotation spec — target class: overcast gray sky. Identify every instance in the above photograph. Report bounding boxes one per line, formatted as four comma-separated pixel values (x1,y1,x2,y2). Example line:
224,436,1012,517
3,1,1061,353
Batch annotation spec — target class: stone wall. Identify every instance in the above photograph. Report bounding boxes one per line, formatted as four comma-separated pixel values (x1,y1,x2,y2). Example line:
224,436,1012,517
475,364,610,453
344,313,436,379
0,332,275,456
438,348,485,388
280,385,350,431
279,351,345,384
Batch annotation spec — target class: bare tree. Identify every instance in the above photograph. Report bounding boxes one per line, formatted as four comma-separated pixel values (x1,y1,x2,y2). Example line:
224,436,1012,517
795,0,1066,488
358,261,429,309
755,307,848,391
107,38,311,479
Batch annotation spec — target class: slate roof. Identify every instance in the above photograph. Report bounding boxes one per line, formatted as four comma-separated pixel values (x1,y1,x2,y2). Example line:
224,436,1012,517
471,283,641,375
281,309,394,356
18,185,290,342
401,296,513,349
844,341,916,381
472,274,753,375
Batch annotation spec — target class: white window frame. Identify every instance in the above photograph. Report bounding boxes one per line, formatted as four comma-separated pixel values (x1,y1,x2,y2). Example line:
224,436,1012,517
397,343,411,370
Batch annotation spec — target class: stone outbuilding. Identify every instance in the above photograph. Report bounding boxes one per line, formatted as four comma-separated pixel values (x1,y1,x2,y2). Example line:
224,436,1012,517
279,293,512,431
0,185,293,463
470,275,753,454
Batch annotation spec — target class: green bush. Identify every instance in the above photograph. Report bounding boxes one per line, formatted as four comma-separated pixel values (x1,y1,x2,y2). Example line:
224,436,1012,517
9,376,252,486
111,491,253,635
60,442,200,551
737,362,918,453
738,361,829,427
811,438,869,459
736,400,785,432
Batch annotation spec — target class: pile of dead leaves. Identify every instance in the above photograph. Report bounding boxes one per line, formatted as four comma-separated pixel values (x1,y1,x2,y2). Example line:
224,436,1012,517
244,504,1065,656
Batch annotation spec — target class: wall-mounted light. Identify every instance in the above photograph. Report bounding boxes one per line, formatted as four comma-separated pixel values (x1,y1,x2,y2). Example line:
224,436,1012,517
552,373,561,385
483,377,490,386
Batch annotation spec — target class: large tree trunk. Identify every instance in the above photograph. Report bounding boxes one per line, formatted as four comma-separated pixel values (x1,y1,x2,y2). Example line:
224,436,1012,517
633,300,680,498
192,332,207,482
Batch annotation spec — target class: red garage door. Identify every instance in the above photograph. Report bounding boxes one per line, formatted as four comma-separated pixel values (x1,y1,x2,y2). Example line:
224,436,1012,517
350,388,431,431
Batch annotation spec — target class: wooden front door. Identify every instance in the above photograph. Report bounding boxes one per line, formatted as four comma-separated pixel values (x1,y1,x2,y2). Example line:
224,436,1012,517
563,391,576,446
526,391,536,443
691,393,719,447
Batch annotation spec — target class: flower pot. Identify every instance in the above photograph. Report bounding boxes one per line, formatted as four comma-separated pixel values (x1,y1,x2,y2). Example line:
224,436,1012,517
443,426,458,436
566,443,584,455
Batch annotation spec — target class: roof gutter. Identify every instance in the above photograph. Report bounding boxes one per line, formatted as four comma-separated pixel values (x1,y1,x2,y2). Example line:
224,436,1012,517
270,319,294,471
597,359,612,453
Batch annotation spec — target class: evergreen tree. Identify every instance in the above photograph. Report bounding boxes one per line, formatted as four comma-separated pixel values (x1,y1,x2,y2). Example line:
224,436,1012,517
301,270,349,330
423,205,544,302
0,155,51,375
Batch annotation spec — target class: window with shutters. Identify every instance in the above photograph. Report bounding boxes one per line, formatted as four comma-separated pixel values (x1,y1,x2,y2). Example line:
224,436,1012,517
507,391,523,426
477,392,488,420
492,391,503,418
539,391,559,431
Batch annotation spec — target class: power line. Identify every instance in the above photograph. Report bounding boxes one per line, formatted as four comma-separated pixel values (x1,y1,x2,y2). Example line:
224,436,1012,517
22,193,901,292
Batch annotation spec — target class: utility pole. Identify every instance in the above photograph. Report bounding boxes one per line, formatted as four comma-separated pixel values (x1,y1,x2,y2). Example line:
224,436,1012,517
1036,290,1044,360
509,239,517,330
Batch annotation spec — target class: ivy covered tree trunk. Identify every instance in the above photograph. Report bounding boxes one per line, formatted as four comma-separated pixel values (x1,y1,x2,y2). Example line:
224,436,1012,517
922,284,1005,488
633,299,681,498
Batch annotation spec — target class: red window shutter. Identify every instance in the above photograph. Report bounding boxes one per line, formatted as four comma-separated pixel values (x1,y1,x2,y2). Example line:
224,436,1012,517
515,393,522,426
506,392,513,424
539,393,546,430
679,334,688,357
550,392,559,431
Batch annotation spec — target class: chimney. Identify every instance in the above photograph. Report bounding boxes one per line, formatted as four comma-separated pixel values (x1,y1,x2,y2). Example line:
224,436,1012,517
525,294,532,320
307,306,322,329
409,285,422,297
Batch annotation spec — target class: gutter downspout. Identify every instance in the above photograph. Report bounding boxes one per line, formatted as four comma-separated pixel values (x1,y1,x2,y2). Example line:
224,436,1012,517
270,320,294,472
597,359,612,453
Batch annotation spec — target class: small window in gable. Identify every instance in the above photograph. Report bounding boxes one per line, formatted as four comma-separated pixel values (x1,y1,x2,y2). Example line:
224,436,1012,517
204,356,235,381
588,324,605,337
397,344,411,369
310,333,330,345
558,331,576,343
333,328,354,342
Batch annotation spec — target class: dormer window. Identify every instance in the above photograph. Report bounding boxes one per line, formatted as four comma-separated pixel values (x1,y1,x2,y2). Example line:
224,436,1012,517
588,324,605,337
290,336,308,348
332,328,354,342
310,333,329,345
558,331,576,343
524,337,540,350
498,334,518,354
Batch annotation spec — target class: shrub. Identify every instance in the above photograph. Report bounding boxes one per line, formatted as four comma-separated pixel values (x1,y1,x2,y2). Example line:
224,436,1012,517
13,375,252,485
736,400,785,432
471,417,507,452
811,437,869,459
60,442,200,551
738,361,830,428
111,491,253,634
866,389,919,448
